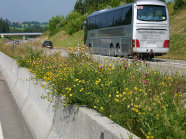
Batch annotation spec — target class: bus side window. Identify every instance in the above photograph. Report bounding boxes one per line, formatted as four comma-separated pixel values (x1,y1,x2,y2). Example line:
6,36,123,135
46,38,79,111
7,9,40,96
124,6,132,25
103,12,114,28
101,14,107,28
90,17,95,30
95,15,101,29
113,9,122,26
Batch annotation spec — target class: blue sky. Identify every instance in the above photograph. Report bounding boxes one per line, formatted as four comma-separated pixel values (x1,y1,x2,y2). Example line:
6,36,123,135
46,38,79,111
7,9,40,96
0,0,77,22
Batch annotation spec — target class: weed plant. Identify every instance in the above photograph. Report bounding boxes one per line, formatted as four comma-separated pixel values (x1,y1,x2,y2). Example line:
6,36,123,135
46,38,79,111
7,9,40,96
0,46,185,138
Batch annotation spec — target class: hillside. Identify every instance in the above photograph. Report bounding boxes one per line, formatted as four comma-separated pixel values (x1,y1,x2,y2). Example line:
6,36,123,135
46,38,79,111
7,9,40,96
48,8,186,60
161,8,186,60
49,29,84,48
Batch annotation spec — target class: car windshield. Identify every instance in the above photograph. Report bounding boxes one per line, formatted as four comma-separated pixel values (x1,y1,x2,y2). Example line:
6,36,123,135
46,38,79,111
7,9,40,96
137,5,167,21
44,41,52,45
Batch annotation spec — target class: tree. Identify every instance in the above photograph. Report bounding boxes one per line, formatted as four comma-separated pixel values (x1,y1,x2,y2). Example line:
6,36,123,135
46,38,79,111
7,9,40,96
74,0,86,15
48,15,64,33
174,0,186,10
0,18,10,33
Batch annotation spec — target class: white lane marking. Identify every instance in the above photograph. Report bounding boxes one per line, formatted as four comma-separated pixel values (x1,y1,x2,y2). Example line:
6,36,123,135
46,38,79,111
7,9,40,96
0,122,4,139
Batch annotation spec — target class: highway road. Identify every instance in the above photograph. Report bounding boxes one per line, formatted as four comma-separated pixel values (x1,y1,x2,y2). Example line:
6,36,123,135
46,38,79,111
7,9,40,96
0,71,33,139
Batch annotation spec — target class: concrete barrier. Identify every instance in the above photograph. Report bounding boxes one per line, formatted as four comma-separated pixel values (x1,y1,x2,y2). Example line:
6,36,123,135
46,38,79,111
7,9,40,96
0,52,139,139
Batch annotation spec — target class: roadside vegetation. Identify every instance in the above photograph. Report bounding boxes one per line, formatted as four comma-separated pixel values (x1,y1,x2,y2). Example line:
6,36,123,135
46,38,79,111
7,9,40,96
0,45,185,138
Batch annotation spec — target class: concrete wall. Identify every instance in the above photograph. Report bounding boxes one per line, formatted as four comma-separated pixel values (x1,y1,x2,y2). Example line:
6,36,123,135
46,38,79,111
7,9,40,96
0,51,139,139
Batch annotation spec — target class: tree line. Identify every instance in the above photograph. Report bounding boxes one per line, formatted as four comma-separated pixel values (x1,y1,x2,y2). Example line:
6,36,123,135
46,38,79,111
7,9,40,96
74,0,185,15
3,19,48,33
74,0,170,15
0,18,10,33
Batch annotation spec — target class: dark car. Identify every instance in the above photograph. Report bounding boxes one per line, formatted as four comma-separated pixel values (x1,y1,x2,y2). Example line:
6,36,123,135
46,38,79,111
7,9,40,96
42,41,53,49
15,40,20,45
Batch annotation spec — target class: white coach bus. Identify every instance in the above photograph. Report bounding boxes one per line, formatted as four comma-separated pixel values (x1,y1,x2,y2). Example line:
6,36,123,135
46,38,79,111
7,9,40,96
83,0,169,59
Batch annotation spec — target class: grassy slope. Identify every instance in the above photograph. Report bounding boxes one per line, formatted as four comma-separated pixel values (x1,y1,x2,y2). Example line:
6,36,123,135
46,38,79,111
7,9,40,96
160,8,186,60
48,8,186,59
49,29,84,48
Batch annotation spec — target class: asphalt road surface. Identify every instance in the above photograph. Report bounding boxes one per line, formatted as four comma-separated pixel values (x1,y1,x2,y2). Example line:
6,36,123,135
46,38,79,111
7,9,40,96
0,71,33,139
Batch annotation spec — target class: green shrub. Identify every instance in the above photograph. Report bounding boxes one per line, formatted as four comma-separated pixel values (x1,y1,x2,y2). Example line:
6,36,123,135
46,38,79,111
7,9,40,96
174,0,186,11
49,15,64,33
56,18,65,31
64,11,87,35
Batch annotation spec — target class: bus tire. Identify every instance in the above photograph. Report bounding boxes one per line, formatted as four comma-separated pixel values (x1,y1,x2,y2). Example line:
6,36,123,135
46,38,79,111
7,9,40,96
89,43,92,54
109,44,115,56
116,43,120,56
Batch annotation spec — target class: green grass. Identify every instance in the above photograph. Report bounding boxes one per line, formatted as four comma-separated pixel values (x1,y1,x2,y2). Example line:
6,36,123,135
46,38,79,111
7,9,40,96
0,45,185,138
160,8,186,60
49,29,84,48
10,27,25,31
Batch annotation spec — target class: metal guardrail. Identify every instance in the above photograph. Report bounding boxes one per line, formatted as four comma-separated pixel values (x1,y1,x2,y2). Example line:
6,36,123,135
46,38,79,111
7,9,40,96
0,32,42,37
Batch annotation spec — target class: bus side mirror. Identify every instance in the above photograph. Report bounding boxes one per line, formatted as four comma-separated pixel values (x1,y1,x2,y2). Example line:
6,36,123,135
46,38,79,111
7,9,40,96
80,21,86,30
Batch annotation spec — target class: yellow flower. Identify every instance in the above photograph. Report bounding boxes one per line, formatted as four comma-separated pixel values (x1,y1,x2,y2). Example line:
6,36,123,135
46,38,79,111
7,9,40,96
70,94,73,97
129,91,133,95
100,107,104,111
116,95,119,98
115,98,119,102
122,92,126,95
109,94,111,98
93,106,97,109
123,97,126,101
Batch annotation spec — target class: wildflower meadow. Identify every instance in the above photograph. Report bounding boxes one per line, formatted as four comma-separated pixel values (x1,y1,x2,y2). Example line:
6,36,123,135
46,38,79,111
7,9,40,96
0,45,185,138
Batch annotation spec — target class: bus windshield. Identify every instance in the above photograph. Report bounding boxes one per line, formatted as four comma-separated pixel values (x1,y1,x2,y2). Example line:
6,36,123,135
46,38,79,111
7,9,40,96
137,5,167,21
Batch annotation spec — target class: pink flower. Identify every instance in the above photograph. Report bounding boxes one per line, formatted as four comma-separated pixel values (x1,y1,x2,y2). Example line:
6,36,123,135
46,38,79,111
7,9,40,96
99,66,103,69
125,66,128,69
143,80,148,84
144,73,148,76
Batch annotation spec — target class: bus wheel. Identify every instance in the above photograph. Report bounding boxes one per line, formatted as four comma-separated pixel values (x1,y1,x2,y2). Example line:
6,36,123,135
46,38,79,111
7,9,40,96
149,54,154,61
116,44,120,56
89,43,92,54
109,44,115,56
